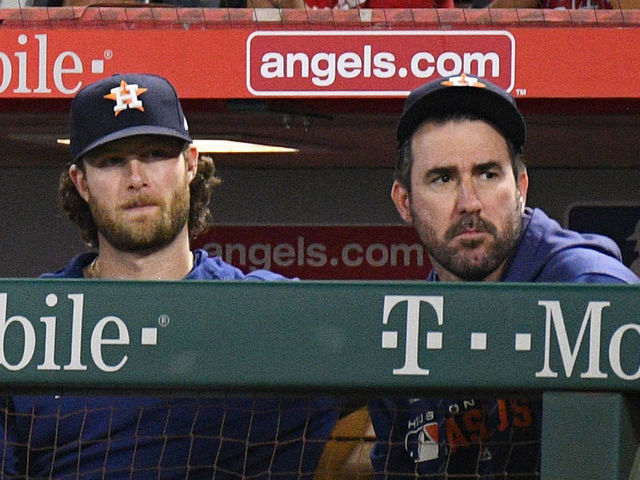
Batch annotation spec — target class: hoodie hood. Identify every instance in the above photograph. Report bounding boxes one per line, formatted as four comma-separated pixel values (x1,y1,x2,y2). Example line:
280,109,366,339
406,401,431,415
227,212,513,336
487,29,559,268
426,208,638,284
503,208,637,283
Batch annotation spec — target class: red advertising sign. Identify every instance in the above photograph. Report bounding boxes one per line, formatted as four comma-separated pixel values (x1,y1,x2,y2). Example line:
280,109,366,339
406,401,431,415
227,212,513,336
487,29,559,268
0,29,249,98
246,31,515,95
191,225,431,280
0,25,639,99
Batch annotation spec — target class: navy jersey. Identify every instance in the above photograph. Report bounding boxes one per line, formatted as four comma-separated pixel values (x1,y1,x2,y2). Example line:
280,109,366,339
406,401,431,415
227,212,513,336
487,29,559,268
0,250,345,479
369,397,539,479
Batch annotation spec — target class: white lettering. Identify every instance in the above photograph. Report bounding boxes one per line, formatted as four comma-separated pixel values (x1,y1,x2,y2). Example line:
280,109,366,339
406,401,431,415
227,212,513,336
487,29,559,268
383,295,444,375
0,293,36,371
342,243,363,267
38,315,60,370
297,236,305,266
14,50,29,94
0,33,88,95
53,51,82,95
261,52,285,79
0,52,11,93
273,243,295,267
410,52,435,78
311,53,335,87
258,46,500,87
225,243,246,267
0,292,147,373
306,243,326,267
366,243,388,268
390,243,423,267
202,242,223,258
34,33,51,93
609,324,640,380
372,52,396,78
464,52,500,78
64,293,87,371
286,52,308,78
248,243,271,270
90,316,130,372
436,52,462,77
203,238,422,272
536,300,609,379
337,52,361,79
362,45,371,77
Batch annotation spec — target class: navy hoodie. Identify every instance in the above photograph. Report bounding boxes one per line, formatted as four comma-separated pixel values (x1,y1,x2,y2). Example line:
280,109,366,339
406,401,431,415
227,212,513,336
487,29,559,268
370,208,639,480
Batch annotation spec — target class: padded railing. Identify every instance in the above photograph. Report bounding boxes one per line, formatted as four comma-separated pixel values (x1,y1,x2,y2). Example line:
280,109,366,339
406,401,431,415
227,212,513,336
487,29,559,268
0,279,638,478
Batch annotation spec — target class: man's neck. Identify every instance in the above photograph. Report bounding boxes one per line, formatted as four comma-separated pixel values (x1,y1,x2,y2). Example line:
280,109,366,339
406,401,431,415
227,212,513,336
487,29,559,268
86,233,194,281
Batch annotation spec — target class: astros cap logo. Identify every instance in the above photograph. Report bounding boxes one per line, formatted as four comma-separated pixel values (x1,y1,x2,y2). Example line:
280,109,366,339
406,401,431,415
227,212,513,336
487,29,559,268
104,80,148,116
441,73,486,88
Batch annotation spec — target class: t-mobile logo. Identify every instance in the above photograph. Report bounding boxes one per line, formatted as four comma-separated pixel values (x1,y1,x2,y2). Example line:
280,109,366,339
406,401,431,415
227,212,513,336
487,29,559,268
381,295,444,376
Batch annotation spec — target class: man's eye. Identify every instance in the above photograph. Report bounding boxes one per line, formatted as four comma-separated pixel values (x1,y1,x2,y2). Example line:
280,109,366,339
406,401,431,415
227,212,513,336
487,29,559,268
142,150,176,161
482,170,499,180
96,156,124,166
433,174,450,184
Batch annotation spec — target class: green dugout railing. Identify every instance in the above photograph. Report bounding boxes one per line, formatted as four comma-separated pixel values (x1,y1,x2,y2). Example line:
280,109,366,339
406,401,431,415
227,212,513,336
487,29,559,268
0,279,639,479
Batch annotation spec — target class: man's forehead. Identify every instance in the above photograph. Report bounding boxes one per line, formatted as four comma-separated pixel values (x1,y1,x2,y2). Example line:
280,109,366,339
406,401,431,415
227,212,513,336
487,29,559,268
413,118,510,152
410,122,513,176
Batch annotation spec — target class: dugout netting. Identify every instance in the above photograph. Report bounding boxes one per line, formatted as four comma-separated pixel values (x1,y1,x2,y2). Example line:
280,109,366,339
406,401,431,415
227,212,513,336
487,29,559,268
0,280,637,479
0,393,541,479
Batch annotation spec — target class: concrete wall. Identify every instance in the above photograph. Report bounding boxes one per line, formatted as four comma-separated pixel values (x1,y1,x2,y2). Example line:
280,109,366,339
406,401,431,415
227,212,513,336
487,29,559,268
1,165,639,277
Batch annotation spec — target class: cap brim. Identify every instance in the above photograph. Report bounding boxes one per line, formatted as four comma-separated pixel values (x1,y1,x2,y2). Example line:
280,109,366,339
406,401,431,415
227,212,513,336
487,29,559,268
73,125,192,161
397,86,525,152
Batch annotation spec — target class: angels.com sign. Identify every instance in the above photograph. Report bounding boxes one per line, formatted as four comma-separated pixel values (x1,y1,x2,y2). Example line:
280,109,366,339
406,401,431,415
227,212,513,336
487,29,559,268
246,30,515,96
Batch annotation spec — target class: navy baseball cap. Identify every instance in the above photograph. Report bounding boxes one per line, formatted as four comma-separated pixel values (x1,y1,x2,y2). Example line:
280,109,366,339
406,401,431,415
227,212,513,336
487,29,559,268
397,74,526,153
70,73,192,162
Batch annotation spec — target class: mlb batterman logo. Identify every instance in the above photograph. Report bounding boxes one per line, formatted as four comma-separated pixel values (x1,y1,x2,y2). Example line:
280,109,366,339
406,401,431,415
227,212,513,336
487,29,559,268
104,80,148,116
406,422,439,462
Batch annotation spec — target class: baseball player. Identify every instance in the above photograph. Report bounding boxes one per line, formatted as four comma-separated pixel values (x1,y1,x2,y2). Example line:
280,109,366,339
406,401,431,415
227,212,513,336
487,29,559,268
0,73,343,479
369,74,639,479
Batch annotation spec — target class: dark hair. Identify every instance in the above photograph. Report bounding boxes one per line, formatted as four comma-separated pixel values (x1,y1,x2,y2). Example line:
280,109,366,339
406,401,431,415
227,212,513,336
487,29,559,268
394,114,526,191
59,150,221,248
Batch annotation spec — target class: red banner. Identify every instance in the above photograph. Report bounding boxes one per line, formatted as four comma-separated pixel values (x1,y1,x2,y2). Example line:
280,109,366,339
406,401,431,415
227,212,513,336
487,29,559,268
191,225,431,279
0,26,639,99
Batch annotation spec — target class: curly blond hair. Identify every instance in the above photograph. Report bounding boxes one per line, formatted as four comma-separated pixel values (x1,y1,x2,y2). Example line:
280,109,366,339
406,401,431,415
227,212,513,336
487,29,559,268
59,154,221,248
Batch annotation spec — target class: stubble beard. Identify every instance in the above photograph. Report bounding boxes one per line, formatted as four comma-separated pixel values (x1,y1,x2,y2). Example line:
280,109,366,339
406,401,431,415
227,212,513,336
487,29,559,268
89,184,191,253
412,193,524,281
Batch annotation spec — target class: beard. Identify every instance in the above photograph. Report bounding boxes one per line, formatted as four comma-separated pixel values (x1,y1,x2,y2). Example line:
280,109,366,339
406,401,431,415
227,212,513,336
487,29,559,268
412,192,524,281
88,184,190,253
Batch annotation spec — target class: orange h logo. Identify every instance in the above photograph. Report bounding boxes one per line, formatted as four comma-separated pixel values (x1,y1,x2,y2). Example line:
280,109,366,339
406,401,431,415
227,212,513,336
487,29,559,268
104,81,148,116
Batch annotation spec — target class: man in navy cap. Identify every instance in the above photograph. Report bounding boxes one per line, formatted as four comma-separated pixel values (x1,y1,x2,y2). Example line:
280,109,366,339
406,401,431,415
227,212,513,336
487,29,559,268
0,73,343,478
368,74,639,478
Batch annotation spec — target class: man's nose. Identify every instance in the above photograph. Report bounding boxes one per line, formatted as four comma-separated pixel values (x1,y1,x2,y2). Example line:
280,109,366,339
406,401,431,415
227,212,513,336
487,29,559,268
455,179,482,213
125,158,148,190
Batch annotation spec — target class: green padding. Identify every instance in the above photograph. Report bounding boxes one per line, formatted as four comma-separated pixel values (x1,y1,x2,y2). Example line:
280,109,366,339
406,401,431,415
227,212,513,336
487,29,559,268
541,392,640,480
0,279,637,392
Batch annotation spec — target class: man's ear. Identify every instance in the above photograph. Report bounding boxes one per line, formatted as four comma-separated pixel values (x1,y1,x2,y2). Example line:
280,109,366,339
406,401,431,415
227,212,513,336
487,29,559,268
184,144,198,183
517,170,529,213
391,180,414,225
69,164,90,203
